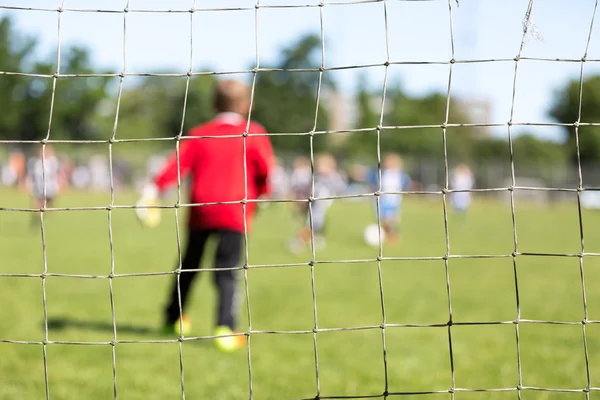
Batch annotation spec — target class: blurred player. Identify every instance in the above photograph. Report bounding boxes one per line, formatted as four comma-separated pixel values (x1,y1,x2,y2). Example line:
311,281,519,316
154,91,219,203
27,145,61,226
137,79,274,352
366,153,411,245
2,150,26,189
289,155,312,220
270,157,290,201
289,153,346,253
450,163,474,214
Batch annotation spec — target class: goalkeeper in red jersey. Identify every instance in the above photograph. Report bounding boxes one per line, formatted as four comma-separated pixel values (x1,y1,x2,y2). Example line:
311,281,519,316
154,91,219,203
137,79,275,352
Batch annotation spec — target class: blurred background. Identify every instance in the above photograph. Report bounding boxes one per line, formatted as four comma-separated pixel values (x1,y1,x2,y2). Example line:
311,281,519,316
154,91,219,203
2,0,600,204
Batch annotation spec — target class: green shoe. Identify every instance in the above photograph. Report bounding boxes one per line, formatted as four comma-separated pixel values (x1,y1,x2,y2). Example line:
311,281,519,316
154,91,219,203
214,326,245,352
163,315,192,336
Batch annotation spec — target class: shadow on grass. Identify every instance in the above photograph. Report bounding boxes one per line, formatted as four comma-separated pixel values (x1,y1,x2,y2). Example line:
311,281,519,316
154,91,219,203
46,317,157,335
44,317,215,349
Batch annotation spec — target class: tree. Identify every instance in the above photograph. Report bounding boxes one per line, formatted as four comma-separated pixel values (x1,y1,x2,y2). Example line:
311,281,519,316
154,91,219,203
113,74,216,141
471,134,568,167
52,46,113,140
112,34,335,157
0,16,112,142
345,81,482,161
0,16,45,141
550,75,600,165
251,34,333,155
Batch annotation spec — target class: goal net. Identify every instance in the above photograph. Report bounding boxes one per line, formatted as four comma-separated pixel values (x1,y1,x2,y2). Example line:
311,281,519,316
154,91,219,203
1,0,598,399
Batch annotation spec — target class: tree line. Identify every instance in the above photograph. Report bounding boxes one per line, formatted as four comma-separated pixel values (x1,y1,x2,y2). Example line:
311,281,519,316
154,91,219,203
0,15,595,168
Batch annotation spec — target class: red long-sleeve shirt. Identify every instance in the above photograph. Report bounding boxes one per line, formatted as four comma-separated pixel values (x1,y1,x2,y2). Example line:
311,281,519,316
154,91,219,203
153,113,274,233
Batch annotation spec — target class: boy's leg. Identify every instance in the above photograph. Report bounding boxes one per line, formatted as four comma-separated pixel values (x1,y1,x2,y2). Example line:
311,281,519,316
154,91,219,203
381,207,400,244
164,229,210,325
31,195,46,227
309,202,327,249
291,202,326,252
213,230,243,331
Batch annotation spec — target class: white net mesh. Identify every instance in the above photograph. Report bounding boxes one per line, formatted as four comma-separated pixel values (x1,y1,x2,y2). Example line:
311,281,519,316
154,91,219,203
2,0,600,399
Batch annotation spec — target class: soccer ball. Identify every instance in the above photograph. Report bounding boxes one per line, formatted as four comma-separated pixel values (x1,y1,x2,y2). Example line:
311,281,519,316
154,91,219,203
363,223,385,247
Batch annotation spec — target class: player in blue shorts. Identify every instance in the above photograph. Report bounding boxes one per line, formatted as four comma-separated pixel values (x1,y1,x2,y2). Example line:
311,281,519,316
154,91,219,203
366,153,411,245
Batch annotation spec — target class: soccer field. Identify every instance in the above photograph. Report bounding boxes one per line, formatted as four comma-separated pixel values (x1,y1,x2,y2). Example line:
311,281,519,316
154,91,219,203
2,189,600,400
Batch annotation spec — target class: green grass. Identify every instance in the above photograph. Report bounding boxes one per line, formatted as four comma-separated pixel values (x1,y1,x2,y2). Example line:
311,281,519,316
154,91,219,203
2,188,600,399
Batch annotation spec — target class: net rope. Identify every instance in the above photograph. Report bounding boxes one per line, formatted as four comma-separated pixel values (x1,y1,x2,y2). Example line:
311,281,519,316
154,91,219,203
1,0,599,399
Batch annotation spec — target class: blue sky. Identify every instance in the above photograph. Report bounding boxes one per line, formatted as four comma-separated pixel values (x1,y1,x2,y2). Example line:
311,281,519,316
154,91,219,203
3,0,600,142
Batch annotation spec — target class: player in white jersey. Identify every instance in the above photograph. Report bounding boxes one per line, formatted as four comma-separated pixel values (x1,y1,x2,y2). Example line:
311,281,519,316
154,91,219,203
27,146,61,220
289,153,346,253
289,156,313,219
270,157,290,200
366,153,411,245
450,163,474,213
